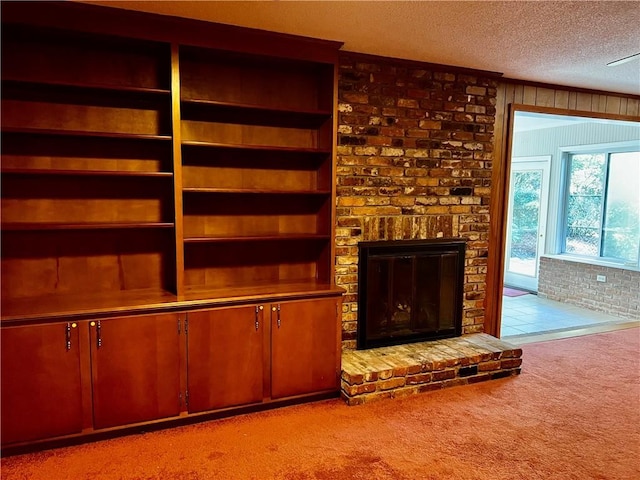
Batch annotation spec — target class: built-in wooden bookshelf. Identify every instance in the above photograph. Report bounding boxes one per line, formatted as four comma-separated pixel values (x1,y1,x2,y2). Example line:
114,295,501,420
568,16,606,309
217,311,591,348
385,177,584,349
178,45,336,297
1,21,176,308
1,1,343,451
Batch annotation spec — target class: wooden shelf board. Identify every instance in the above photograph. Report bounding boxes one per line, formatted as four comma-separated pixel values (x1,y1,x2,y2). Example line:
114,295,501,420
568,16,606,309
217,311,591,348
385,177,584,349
0,282,346,324
1,127,172,142
181,97,331,117
2,78,171,96
182,187,330,195
183,234,330,243
181,140,330,154
0,289,179,324
2,222,175,231
1,168,173,178
182,281,345,304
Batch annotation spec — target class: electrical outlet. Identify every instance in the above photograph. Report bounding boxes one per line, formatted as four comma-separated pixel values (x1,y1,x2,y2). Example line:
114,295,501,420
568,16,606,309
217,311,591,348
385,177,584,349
596,275,606,282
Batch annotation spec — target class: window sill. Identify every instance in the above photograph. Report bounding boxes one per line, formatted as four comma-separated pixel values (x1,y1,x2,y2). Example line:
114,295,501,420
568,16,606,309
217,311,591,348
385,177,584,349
541,254,640,272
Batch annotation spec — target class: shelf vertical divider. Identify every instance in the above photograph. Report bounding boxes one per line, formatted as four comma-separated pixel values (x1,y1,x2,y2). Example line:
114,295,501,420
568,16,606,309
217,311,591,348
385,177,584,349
329,59,340,285
171,43,185,297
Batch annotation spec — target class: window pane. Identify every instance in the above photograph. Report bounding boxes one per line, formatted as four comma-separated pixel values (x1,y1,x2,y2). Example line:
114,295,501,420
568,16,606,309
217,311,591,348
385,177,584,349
508,169,542,276
565,154,606,256
602,151,640,263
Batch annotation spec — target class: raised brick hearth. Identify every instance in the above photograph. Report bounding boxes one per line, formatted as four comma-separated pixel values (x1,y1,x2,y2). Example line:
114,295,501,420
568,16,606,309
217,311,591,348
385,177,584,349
341,333,522,405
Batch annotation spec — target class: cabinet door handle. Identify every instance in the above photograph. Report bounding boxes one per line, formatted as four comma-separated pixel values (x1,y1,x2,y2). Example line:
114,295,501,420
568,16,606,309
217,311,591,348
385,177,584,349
65,322,72,351
254,305,261,331
96,320,102,349
276,304,281,328
65,322,78,350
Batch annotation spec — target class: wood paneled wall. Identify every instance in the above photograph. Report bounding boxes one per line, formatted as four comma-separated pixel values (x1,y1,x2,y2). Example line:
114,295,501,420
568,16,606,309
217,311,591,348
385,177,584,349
502,84,639,116
485,81,640,337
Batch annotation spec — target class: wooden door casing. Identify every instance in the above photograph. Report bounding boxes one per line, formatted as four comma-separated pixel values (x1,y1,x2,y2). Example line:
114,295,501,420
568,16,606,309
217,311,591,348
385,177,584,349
90,313,181,429
271,297,339,399
1,323,83,445
186,305,264,412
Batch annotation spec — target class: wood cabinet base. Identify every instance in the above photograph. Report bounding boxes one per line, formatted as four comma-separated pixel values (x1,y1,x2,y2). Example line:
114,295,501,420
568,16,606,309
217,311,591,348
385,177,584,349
1,390,339,457
1,294,343,453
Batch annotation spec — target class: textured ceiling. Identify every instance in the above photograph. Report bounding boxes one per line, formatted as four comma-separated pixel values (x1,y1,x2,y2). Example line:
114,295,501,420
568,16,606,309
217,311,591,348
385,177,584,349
81,1,640,95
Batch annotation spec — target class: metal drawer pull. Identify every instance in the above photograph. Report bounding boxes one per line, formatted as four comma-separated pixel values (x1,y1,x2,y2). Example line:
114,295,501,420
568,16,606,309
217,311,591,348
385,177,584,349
65,322,78,350
65,323,71,351
89,321,101,348
254,305,263,331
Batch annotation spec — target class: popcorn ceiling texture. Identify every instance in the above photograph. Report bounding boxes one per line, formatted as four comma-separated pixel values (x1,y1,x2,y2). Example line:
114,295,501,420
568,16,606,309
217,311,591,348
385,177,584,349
335,52,498,349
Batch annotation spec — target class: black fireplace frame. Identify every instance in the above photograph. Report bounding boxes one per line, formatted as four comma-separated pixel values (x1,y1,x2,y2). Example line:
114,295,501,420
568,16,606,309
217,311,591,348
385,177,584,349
357,238,466,350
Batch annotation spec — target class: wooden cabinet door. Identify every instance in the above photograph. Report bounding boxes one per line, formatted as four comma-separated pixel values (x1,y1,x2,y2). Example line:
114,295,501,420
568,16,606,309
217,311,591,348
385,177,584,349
90,313,181,429
187,305,264,412
1,323,83,445
271,297,340,399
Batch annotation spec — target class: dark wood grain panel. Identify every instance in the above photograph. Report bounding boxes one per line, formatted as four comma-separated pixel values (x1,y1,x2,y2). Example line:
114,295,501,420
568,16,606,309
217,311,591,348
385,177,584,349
90,313,181,429
1,132,172,173
1,175,173,224
180,47,330,111
187,306,263,412
1,230,175,299
181,120,317,149
1,323,83,445
2,98,169,137
2,23,170,90
181,146,327,190
184,241,326,290
182,193,327,238
182,165,319,191
271,297,339,399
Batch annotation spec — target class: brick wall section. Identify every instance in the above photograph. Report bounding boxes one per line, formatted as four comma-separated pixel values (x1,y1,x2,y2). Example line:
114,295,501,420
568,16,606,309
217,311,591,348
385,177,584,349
538,256,640,319
336,53,498,349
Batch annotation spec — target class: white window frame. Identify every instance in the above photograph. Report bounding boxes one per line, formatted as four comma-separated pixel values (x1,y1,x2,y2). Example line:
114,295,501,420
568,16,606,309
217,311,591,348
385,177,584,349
556,140,640,270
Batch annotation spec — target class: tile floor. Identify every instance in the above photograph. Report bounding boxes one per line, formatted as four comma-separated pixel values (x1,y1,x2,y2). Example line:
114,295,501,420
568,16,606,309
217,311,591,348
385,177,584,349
500,293,633,338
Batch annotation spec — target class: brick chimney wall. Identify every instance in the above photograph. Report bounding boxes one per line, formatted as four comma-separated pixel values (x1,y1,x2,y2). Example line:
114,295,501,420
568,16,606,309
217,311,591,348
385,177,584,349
335,52,498,349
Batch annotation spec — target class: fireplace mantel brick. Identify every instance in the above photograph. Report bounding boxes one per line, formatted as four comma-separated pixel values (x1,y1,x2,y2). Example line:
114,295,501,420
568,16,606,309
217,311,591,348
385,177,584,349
341,333,522,405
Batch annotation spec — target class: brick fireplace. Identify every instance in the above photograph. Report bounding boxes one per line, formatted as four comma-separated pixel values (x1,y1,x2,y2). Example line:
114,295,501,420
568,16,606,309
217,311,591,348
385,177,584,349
335,52,499,349
333,53,523,405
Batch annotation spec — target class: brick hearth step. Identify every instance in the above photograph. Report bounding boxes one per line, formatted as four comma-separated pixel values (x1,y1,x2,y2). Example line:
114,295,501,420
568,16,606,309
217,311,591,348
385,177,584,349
341,333,522,405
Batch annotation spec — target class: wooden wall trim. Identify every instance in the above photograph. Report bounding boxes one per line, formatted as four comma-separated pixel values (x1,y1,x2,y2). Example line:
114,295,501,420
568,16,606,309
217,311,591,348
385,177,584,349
502,77,640,101
339,50,504,79
508,103,640,122
170,43,185,297
485,83,509,337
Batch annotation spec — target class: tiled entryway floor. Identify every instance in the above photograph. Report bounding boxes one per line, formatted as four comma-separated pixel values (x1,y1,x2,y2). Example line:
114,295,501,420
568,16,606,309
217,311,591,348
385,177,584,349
500,293,635,338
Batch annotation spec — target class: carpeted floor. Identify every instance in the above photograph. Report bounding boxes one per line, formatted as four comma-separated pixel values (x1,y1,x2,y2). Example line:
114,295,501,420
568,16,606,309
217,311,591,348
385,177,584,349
2,327,639,480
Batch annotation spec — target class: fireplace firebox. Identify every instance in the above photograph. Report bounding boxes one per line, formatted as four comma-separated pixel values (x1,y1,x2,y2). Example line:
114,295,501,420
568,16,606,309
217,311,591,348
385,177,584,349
357,239,465,349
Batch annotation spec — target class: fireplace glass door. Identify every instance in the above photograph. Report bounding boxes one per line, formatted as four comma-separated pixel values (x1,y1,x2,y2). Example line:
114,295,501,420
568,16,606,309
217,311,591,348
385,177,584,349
358,240,464,349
